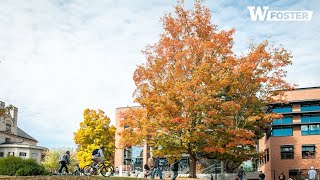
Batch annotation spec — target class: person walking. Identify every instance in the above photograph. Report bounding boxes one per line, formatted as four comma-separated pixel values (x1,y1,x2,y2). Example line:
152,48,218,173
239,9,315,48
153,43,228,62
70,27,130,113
144,163,150,178
171,159,179,180
58,151,70,175
308,166,317,180
73,164,80,176
237,167,246,180
151,156,163,180
259,171,265,180
279,172,286,180
148,156,154,171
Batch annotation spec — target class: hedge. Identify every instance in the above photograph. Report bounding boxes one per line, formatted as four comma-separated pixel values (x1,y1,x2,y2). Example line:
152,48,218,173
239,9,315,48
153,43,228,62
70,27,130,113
0,156,49,176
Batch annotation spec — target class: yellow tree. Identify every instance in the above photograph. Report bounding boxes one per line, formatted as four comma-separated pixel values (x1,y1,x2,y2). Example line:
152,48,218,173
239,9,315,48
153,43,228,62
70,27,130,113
0,102,12,118
74,109,116,167
120,2,294,178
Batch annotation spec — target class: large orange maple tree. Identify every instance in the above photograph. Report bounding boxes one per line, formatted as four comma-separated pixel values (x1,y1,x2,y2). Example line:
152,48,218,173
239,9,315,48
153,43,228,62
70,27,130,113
120,2,293,177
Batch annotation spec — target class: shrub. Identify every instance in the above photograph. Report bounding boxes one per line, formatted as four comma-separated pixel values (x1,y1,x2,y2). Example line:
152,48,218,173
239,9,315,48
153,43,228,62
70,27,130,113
0,156,49,176
15,165,47,176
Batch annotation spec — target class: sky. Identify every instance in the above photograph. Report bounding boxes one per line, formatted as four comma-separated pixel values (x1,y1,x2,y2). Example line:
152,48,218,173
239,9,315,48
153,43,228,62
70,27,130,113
0,0,319,148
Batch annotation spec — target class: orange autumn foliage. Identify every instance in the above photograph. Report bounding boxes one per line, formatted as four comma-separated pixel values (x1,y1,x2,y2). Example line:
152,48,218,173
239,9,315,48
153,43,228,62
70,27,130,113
120,2,293,176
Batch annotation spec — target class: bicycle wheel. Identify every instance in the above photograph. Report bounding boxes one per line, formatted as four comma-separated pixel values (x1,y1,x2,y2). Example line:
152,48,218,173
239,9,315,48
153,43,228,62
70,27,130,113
82,165,94,176
100,166,113,177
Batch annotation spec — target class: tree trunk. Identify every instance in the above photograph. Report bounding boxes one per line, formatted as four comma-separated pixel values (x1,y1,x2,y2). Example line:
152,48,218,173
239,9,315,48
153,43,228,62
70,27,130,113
225,159,240,173
189,153,197,178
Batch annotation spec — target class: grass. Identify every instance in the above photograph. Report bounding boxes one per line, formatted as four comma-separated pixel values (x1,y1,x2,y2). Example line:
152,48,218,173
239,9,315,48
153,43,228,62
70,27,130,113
0,176,143,180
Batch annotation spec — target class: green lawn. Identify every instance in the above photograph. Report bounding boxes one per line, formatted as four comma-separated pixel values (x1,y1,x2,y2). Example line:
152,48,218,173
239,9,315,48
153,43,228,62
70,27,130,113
0,176,142,180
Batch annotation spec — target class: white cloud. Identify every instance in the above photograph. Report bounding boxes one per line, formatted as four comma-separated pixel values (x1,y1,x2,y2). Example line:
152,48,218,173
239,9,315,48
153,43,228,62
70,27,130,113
0,0,319,148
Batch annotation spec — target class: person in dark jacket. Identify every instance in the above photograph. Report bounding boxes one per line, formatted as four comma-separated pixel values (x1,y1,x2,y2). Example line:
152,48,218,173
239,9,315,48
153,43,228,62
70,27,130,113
171,159,179,180
259,171,265,180
151,156,163,180
279,172,285,180
58,151,70,175
237,167,246,180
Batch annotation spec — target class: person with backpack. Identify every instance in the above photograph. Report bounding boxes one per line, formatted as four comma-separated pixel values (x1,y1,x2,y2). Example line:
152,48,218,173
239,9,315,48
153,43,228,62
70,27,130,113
308,166,317,180
171,159,179,180
92,146,105,169
237,167,245,180
151,156,163,180
58,151,70,175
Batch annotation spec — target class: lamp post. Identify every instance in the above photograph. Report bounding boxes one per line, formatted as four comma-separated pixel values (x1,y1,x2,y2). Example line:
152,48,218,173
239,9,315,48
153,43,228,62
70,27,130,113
271,170,276,180
215,159,218,180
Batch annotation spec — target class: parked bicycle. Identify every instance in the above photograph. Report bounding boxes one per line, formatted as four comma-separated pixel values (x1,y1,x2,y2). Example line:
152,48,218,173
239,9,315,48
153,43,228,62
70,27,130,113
82,161,114,177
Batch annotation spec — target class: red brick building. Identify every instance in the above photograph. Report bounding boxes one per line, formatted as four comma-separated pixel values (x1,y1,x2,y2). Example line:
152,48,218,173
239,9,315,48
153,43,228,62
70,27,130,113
114,106,149,173
259,87,320,180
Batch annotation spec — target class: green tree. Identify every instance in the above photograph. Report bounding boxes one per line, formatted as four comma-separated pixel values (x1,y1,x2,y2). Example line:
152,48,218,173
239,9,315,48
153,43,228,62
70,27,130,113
74,109,116,168
120,1,293,177
41,148,78,172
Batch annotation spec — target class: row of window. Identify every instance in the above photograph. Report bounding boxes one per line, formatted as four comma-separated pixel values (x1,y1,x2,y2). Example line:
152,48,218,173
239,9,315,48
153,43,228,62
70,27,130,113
272,124,320,136
281,145,315,159
272,114,320,125
261,145,316,167
0,152,37,158
271,114,320,136
272,101,320,113
301,101,320,111
272,127,293,136
123,146,144,160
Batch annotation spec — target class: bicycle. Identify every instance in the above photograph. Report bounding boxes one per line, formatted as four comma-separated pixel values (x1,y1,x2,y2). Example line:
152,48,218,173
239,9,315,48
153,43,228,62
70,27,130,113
82,161,114,177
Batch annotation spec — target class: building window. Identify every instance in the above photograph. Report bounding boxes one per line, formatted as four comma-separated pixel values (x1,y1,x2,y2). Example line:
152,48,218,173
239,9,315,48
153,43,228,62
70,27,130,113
281,145,294,159
272,104,292,113
301,114,320,123
5,122,12,133
132,146,143,158
19,152,27,157
266,148,269,162
31,152,37,158
302,145,316,159
262,148,269,164
5,138,11,143
273,116,293,125
8,152,14,156
0,152,4,157
123,148,132,159
301,101,320,111
301,124,320,135
272,127,293,136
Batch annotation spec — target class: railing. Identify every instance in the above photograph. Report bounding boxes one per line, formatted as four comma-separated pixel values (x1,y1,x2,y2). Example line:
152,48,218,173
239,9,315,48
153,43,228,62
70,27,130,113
201,164,221,174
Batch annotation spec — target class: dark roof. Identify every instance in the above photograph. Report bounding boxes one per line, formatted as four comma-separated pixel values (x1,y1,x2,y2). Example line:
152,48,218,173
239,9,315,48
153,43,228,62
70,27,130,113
270,86,320,92
289,86,320,91
17,127,37,142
